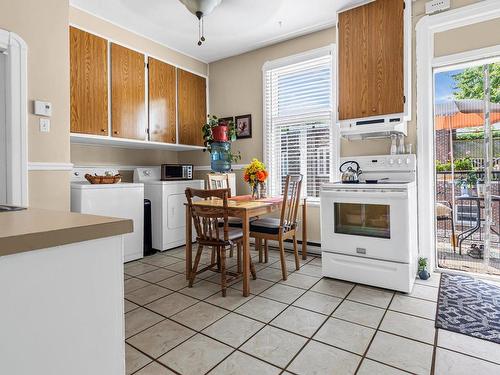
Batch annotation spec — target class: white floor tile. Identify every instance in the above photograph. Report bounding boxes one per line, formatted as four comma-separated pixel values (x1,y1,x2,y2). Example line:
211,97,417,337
210,350,281,375
357,359,408,375
127,319,196,358
314,317,375,355
434,348,500,375
380,310,436,344
203,313,264,347
288,340,360,375
271,306,327,337
235,296,287,323
347,285,394,308
333,300,385,328
310,278,354,298
389,294,436,320
367,332,433,375
241,326,307,368
158,334,233,375
437,329,500,365
260,283,305,304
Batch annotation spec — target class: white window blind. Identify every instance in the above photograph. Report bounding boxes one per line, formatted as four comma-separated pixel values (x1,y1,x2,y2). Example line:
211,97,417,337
264,49,336,199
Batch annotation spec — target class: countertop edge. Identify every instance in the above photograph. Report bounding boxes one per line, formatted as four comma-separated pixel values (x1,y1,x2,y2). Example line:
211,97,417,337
0,219,133,257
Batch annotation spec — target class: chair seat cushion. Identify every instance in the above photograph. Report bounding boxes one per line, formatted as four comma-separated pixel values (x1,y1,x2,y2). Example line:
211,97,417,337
217,217,257,228
250,218,281,235
217,227,243,241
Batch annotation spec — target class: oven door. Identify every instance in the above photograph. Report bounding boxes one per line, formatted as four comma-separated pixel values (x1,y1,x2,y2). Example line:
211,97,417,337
320,188,411,263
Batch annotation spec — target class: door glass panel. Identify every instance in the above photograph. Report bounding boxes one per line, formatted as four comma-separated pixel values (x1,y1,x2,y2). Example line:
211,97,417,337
434,60,500,276
334,203,390,239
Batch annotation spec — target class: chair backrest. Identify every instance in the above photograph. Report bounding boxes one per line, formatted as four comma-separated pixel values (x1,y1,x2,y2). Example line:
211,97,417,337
206,174,231,197
280,174,303,231
185,187,231,243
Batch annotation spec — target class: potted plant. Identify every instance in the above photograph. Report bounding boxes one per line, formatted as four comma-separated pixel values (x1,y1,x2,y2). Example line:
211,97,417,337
202,115,240,172
243,158,268,199
457,172,478,196
202,115,237,150
417,257,430,280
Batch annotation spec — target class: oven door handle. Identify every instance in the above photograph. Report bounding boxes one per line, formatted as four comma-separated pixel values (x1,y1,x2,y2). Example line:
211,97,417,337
321,190,408,199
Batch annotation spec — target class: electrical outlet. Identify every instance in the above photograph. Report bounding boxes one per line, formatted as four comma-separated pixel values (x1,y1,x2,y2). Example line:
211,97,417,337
39,118,50,133
425,0,450,14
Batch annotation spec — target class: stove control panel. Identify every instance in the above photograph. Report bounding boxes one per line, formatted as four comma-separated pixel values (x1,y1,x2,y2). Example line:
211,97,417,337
340,154,416,172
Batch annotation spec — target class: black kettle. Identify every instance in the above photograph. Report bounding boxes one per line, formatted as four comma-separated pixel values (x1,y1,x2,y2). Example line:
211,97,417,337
339,161,362,183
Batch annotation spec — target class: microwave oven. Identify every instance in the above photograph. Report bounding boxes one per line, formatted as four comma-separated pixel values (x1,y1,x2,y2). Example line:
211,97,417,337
161,164,193,181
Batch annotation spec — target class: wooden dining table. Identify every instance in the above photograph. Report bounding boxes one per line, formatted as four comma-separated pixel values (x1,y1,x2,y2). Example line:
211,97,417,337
185,196,308,296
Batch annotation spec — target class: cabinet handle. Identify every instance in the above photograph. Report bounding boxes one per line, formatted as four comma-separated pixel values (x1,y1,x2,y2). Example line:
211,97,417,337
172,137,176,142
113,130,119,135
100,129,106,132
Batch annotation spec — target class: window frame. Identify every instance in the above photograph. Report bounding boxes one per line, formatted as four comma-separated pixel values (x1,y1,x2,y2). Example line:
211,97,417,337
262,45,339,202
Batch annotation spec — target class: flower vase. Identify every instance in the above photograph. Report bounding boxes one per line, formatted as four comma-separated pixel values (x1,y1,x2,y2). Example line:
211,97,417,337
252,184,260,199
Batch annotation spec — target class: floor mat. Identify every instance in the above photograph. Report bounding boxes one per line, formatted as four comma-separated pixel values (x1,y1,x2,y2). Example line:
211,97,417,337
436,273,500,344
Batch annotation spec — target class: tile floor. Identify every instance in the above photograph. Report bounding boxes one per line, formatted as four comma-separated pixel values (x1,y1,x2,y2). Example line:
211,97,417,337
124,247,500,375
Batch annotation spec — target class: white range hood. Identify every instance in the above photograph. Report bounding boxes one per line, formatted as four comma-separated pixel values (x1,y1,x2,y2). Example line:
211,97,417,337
339,115,408,140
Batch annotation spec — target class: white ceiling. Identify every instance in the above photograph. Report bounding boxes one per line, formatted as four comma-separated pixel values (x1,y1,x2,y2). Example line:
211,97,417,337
70,0,360,63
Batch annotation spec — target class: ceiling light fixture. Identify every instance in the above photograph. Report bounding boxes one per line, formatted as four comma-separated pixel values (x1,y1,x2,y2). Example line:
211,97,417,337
178,0,222,46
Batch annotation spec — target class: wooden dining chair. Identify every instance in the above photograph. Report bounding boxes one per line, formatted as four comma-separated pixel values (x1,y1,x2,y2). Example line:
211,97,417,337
250,174,303,280
185,187,256,296
206,173,232,196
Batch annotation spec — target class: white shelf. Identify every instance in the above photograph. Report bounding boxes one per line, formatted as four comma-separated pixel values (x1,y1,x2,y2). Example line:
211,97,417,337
70,133,205,152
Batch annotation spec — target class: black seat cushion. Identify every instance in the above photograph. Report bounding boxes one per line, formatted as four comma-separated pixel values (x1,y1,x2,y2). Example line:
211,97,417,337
250,218,281,235
217,217,257,228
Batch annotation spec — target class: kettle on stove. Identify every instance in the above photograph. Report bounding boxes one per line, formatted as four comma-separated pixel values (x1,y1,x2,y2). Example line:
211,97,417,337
339,161,362,183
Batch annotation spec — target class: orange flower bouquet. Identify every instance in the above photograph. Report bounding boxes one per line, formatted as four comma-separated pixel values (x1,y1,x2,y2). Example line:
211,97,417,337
244,158,268,198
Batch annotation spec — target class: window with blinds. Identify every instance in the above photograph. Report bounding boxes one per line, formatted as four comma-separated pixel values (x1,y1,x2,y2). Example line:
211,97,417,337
264,49,336,199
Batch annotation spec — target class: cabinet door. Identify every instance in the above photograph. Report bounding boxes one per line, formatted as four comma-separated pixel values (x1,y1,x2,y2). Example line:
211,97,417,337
148,57,176,143
111,43,146,140
177,69,206,146
338,0,404,120
70,27,108,135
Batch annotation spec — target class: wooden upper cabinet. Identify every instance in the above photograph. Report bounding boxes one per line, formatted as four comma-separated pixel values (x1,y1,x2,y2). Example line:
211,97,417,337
338,0,404,121
70,27,108,135
111,43,146,140
148,57,177,143
177,69,206,146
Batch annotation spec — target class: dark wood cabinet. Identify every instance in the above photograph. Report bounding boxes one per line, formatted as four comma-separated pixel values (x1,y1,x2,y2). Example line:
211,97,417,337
148,57,177,143
70,27,108,135
111,43,147,140
177,69,207,146
338,0,405,121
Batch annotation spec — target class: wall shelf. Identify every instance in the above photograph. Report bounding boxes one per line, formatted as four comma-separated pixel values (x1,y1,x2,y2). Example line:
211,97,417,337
70,133,205,152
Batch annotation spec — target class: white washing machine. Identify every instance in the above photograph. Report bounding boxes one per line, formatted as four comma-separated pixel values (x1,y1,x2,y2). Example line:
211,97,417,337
71,168,144,262
134,167,204,251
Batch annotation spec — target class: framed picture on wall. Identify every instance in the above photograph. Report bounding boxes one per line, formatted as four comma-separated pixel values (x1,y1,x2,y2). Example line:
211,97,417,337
235,114,252,139
218,116,234,126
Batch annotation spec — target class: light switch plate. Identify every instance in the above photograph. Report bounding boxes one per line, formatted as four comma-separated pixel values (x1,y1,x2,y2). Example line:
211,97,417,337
34,100,52,117
39,118,50,133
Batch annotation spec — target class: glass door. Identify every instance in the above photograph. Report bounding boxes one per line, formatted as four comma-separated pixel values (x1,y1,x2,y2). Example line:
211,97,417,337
433,60,500,275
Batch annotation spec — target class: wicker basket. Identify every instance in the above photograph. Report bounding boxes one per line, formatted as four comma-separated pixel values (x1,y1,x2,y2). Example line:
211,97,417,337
85,173,122,184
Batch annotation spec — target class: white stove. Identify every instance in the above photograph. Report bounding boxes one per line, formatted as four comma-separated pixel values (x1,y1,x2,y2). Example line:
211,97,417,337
320,155,418,293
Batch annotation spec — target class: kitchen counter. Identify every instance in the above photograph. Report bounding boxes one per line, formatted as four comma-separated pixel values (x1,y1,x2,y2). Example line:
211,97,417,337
0,208,133,257
0,208,131,375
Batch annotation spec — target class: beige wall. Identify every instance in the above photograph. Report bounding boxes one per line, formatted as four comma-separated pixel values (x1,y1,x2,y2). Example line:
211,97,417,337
69,7,208,171
0,0,71,210
434,17,500,57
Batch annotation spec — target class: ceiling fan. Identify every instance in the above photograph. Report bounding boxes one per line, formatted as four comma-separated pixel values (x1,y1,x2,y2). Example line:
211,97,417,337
178,0,222,46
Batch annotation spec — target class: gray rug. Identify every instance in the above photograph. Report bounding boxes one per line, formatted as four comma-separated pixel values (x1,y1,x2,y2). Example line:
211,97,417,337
436,273,500,344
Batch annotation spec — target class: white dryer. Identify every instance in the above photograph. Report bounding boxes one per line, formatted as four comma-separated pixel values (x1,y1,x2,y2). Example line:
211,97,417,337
71,168,144,262
134,167,204,251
